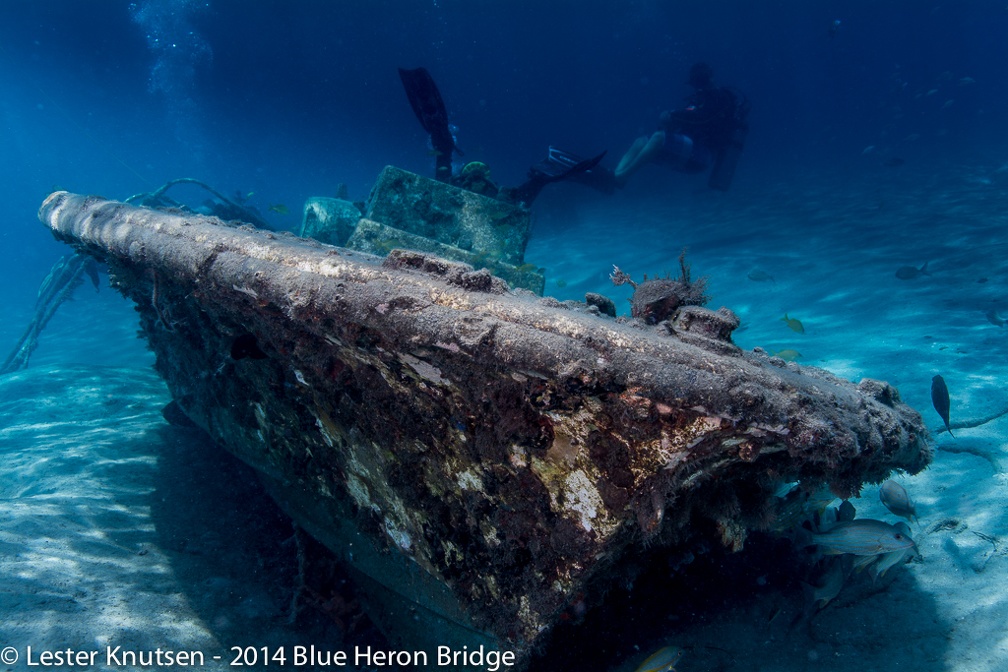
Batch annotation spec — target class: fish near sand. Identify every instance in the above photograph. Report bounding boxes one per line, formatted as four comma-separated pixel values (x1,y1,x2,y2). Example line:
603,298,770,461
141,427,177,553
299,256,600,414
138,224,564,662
879,479,917,523
781,313,805,333
868,523,916,582
895,261,930,280
802,556,848,614
634,646,683,672
930,374,954,437
747,269,775,283
803,519,916,556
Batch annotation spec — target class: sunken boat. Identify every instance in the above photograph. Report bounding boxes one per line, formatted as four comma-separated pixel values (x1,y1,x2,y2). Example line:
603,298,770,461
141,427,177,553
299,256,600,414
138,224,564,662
39,168,930,668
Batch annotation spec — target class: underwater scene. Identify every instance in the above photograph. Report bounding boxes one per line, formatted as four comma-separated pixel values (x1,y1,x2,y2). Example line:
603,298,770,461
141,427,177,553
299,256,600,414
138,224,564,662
3,1,1008,671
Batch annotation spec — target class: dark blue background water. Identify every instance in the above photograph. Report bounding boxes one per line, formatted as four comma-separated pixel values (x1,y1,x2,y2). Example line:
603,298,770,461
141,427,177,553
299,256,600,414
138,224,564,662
2,0,1007,337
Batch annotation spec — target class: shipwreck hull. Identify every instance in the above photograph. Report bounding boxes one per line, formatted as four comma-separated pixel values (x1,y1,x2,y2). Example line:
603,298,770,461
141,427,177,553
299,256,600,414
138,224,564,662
40,191,930,666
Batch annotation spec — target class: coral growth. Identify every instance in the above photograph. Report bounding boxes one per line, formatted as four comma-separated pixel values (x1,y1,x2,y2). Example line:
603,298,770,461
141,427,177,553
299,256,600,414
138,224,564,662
611,249,710,324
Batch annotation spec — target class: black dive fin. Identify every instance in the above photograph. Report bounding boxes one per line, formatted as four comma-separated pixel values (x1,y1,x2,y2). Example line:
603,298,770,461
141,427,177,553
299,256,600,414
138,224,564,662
398,67,459,181
509,150,610,206
539,147,618,195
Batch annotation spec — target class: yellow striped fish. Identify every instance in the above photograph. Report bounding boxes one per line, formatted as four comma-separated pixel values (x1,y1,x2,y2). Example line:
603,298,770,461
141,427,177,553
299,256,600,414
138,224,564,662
634,646,683,672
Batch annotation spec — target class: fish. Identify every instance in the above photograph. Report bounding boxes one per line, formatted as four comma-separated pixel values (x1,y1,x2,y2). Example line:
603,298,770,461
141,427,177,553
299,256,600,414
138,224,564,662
747,269,776,283
802,556,847,613
985,309,1005,327
879,479,917,523
868,523,916,582
803,519,917,556
895,261,930,279
634,646,683,672
851,553,878,572
836,499,856,522
771,349,802,361
770,483,836,532
268,203,289,215
931,374,954,437
781,313,805,333
883,157,905,168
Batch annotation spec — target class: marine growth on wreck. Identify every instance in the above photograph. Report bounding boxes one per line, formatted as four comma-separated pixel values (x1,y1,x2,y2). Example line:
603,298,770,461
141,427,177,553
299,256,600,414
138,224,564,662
39,185,930,669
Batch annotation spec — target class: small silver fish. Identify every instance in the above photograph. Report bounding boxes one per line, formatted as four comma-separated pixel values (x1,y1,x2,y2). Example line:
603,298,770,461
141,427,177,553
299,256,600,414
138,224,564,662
868,523,916,582
879,480,917,523
805,519,916,556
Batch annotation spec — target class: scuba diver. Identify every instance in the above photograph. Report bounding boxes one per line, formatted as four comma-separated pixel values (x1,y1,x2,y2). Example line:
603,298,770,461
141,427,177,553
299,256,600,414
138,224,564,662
614,62,750,191
398,67,609,207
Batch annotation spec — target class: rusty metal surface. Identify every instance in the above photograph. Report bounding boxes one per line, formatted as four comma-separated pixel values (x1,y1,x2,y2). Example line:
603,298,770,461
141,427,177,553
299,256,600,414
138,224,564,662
40,191,930,664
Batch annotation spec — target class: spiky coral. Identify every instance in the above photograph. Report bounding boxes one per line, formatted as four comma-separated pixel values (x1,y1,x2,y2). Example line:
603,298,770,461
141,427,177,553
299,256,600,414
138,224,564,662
611,249,709,324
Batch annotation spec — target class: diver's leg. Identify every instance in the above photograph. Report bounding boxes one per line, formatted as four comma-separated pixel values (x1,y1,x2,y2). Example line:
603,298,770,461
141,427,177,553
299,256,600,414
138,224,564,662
615,131,665,185
615,136,647,184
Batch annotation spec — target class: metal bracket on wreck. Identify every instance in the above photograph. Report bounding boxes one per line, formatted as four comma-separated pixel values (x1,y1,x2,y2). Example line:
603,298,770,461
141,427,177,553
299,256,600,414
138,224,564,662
39,190,931,669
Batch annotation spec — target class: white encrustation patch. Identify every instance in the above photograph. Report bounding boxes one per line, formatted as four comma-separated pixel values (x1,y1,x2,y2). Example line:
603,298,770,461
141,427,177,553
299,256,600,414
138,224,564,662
385,522,412,551
346,473,372,510
456,468,484,492
232,284,259,300
316,416,335,447
562,469,603,532
401,353,449,386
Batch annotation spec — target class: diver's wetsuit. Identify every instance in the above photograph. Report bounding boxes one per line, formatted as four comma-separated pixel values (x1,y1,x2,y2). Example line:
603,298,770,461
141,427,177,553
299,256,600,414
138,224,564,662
659,86,745,175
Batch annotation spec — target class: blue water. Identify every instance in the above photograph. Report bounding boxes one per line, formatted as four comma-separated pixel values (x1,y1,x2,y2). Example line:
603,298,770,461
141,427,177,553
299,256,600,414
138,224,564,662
3,1,1008,670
